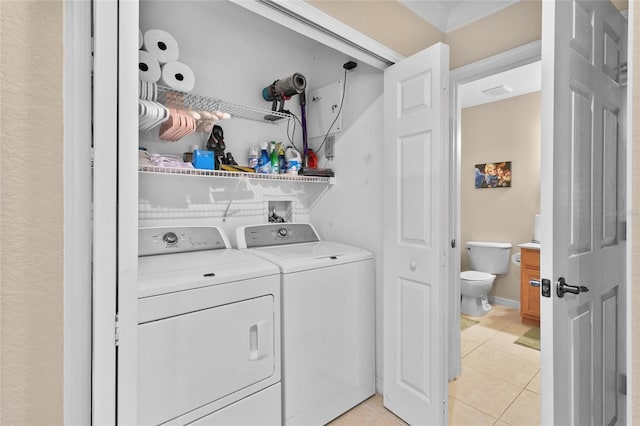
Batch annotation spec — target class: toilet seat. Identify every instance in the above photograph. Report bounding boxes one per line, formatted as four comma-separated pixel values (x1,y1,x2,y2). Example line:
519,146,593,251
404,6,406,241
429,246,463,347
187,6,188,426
461,270,494,281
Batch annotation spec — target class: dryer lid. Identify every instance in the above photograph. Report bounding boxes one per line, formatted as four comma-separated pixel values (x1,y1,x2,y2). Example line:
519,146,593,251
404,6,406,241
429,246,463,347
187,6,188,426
138,249,279,298
460,270,494,281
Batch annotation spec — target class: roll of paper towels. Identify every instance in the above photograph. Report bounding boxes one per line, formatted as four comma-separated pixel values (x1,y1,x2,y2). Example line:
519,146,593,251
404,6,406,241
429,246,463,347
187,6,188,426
143,29,179,64
138,50,161,82
160,61,195,92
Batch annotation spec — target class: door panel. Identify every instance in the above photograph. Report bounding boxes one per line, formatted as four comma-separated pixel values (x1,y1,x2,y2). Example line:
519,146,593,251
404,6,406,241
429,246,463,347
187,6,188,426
398,278,431,397
383,42,449,425
568,84,593,255
400,133,431,243
569,305,592,426
541,0,627,424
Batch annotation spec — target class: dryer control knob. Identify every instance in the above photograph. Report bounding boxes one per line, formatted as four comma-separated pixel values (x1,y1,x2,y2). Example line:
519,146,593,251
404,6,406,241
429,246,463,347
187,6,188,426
278,228,288,237
163,232,178,246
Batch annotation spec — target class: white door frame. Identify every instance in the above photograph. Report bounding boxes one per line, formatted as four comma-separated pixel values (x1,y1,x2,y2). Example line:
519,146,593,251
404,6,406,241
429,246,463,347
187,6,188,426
92,0,119,423
448,40,541,379
63,0,93,424
116,0,141,423
625,3,635,422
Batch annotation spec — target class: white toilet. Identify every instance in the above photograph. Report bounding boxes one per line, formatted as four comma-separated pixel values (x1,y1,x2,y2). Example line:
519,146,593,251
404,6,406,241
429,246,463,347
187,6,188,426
460,241,512,316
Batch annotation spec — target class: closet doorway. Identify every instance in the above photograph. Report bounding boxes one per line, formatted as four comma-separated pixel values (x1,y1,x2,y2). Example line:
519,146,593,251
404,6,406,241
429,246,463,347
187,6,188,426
448,43,542,424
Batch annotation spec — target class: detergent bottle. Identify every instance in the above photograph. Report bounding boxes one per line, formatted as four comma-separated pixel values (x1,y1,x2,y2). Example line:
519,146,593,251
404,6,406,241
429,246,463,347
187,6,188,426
270,141,279,174
248,146,259,170
285,146,301,175
278,147,286,174
257,142,271,174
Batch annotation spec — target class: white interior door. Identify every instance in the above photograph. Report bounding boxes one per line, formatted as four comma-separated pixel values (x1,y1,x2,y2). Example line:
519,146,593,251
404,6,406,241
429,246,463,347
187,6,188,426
540,1,627,424
383,42,450,425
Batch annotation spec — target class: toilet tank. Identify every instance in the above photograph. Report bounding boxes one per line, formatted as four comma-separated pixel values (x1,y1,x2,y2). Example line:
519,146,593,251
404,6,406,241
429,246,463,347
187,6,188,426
466,241,512,274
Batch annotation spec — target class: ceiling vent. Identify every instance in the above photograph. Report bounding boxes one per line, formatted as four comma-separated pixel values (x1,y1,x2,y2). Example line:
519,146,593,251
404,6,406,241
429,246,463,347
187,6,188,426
482,85,514,97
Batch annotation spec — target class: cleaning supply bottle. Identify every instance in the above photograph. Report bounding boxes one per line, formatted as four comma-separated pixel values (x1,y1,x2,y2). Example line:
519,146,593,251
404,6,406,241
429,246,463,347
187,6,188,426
285,146,301,175
248,146,259,170
278,146,286,174
307,149,318,169
257,142,271,174
270,141,279,174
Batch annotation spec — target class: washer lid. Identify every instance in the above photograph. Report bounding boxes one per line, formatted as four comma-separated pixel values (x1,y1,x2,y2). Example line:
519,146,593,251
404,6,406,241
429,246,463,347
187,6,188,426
460,270,495,281
248,241,373,273
138,249,279,298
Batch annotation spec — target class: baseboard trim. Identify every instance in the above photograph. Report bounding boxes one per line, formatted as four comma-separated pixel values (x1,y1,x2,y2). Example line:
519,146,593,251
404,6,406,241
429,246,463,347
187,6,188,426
488,296,520,310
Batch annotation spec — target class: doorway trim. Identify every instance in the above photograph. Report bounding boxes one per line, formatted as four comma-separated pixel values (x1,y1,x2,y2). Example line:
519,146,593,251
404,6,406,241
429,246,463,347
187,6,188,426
448,40,541,379
63,0,92,423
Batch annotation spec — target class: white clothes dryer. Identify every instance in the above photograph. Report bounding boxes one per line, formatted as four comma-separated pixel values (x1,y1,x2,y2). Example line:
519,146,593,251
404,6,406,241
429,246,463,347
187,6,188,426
137,226,281,425
236,223,375,426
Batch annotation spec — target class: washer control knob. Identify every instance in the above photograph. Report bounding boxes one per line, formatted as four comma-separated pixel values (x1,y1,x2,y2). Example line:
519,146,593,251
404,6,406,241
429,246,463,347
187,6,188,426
278,228,288,237
163,232,178,246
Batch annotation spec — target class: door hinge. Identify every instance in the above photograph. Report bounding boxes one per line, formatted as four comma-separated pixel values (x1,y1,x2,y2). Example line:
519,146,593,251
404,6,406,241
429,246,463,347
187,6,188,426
91,36,95,73
443,78,447,90
620,374,627,395
451,239,456,248
115,314,120,347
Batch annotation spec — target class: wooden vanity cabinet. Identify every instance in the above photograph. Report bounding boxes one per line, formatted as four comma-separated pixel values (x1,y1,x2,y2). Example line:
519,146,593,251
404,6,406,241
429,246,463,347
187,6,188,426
520,248,540,326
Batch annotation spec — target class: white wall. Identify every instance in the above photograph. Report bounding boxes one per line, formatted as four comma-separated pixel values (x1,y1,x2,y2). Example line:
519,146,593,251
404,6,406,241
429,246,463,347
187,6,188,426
139,1,385,387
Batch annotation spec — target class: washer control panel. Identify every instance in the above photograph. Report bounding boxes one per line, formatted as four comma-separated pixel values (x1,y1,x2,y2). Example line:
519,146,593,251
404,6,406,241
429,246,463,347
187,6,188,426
139,226,229,256
241,223,320,248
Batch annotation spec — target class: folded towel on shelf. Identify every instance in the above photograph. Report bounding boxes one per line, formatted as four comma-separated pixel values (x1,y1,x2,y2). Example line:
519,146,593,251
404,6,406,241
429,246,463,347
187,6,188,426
139,151,194,169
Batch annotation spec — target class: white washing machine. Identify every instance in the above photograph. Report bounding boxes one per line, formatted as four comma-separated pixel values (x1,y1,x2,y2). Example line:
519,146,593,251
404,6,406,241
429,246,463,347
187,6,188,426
137,226,281,425
236,223,375,426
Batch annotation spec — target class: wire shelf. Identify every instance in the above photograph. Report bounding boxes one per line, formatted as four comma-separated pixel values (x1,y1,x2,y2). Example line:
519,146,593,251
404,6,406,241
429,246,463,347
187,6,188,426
138,165,333,184
156,86,291,123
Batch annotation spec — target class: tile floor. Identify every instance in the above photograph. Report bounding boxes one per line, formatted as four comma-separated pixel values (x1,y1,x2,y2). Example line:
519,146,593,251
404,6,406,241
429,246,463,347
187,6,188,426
329,305,540,426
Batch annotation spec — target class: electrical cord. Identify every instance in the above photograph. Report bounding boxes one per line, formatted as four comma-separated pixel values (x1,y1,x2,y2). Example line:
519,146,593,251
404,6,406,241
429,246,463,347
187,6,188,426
313,68,348,153
286,113,297,146
286,113,305,153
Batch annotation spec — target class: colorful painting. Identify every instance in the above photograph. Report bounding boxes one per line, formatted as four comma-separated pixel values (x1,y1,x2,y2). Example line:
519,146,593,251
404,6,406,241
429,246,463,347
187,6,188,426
474,161,512,188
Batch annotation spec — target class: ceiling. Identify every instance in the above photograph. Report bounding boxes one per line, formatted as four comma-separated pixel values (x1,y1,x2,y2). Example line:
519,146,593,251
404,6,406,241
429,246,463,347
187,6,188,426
395,0,539,107
399,0,522,32
459,60,541,108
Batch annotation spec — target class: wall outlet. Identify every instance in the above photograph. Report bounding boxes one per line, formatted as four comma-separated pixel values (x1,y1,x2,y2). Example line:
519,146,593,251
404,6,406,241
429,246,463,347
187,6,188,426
325,135,335,160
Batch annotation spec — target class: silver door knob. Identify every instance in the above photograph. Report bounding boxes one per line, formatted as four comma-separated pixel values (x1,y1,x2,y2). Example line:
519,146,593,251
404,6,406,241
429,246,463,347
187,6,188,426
556,277,589,298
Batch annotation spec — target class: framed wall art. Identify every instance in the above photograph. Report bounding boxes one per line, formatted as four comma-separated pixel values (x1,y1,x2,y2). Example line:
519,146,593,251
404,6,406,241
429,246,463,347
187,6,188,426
474,161,511,188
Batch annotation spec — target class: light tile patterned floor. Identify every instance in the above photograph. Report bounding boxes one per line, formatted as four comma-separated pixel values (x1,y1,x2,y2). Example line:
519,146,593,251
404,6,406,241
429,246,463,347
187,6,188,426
329,305,540,425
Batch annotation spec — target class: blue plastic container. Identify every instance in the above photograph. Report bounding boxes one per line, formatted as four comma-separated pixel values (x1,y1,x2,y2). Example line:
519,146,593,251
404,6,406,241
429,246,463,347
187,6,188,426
192,150,214,170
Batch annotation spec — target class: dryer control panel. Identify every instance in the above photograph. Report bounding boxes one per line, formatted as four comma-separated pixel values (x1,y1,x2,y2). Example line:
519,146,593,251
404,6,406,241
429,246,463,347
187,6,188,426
139,226,230,256
238,223,320,248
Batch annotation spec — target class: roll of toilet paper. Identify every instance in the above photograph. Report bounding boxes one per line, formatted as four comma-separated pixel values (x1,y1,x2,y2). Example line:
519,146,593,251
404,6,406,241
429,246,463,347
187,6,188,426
138,50,161,82
139,29,143,49
511,253,521,265
143,29,179,64
160,61,195,92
